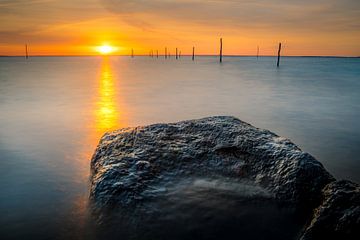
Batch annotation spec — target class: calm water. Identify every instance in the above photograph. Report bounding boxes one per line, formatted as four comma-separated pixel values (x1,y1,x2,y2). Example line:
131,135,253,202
0,56,359,239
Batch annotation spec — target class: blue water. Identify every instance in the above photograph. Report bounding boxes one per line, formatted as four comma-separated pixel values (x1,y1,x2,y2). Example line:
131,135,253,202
0,56,359,239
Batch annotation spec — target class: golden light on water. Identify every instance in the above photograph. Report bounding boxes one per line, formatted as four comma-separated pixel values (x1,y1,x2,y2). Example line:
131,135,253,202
80,56,128,169
70,57,128,230
95,57,121,133
76,57,127,182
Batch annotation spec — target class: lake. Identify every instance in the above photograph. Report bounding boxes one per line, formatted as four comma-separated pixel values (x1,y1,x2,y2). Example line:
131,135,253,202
0,56,359,239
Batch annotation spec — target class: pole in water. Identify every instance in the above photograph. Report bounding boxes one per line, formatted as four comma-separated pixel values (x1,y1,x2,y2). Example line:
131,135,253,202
156,50,158,58
25,44,28,59
131,48,134,58
277,42,282,67
176,48,178,60
192,46,195,61
257,46,259,59
220,38,223,63
165,47,167,59
179,51,181,58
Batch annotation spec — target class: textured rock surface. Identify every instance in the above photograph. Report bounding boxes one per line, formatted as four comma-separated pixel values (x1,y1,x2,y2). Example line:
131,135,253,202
90,116,359,239
301,180,360,240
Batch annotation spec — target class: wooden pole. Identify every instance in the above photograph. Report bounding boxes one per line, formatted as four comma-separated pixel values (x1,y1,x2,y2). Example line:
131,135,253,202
257,46,259,59
220,38,223,63
25,44,28,59
131,48,134,58
192,46,195,61
277,42,282,67
156,50,158,58
176,48,178,59
179,51,181,58
165,47,167,59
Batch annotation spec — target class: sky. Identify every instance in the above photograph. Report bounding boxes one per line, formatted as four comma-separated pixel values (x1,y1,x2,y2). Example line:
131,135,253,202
0,0,359,56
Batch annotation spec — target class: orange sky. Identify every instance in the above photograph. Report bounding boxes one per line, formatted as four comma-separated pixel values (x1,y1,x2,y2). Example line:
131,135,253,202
0,0,359,56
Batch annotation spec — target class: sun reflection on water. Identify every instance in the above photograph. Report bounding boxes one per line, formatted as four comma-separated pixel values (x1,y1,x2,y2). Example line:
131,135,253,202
64,57,126,238
82,56,127,164
70,57,128,235
95,57,120,133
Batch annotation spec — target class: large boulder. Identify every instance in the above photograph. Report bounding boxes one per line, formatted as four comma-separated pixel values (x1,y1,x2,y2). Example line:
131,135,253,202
89,116,358,239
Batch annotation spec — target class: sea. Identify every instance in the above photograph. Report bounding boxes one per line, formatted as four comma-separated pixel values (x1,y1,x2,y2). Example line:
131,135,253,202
0,56,359,239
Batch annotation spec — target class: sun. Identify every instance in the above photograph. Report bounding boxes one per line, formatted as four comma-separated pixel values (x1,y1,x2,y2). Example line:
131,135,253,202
96,44,116,55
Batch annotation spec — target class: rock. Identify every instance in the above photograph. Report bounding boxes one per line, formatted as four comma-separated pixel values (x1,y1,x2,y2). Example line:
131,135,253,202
90,116,333,206
89,116,358,239
301,180,360,240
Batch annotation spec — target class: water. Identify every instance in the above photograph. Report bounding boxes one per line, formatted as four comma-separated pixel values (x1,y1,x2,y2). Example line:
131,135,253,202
0,56,359,239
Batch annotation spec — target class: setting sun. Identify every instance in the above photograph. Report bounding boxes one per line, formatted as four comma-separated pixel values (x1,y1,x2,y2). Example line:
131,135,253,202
96,45,116,55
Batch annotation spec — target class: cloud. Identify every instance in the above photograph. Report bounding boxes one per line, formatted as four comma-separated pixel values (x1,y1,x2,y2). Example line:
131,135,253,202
0,29,77,44
100,0,360,32
0,0,359,55
0,0,106,44
0,0,54,7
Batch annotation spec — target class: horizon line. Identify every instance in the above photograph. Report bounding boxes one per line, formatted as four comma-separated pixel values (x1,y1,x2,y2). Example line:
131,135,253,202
0,54,359,58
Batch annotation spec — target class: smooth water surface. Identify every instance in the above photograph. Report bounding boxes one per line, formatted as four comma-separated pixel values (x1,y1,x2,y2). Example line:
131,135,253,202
0,56,359,239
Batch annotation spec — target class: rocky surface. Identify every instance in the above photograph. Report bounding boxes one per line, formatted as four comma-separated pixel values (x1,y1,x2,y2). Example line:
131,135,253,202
301,180,360,240
90,116,359,239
